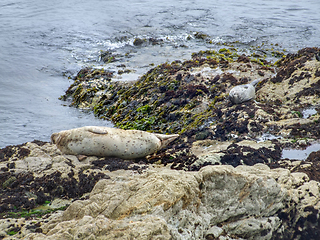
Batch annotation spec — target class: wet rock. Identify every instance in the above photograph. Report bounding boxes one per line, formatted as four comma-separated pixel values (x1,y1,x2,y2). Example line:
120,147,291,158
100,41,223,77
61,49,275,137
256,47,320,138
99,50,119,63
133,37,146,46
194,32,208,39
60,48,320,148
188,139,281,170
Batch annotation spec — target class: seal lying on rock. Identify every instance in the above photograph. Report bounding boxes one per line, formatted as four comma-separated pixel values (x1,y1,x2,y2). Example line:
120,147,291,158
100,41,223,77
229,79,261,104
51,126,179,159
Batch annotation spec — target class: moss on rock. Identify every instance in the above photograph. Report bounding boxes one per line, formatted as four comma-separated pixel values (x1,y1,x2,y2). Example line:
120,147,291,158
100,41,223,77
59,47,320,170
62,48,276,137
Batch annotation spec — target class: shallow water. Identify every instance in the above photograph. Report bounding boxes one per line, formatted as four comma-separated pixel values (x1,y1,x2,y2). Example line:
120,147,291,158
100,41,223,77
1,0,320,147
282,143,320,160
302,106,318,118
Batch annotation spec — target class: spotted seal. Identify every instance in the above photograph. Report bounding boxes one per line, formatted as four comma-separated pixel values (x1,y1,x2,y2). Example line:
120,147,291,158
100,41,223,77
51,126,179,159
229,79,261,104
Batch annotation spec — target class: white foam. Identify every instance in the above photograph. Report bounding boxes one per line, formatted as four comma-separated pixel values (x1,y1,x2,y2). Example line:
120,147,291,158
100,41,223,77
256,133,282,143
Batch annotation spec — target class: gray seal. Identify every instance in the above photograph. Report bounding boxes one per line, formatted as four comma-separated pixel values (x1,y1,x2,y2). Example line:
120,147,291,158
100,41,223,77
51,126,179,159
229,79,261,104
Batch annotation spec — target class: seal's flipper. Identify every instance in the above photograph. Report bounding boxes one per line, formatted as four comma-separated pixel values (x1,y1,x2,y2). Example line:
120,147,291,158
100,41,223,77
154,133,179,148
86,126,109,135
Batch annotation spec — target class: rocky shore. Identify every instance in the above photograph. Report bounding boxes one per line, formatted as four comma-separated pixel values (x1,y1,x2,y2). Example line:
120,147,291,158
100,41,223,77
1,47,320,239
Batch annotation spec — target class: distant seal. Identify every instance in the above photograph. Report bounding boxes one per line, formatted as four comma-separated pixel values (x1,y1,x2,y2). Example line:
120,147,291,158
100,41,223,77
51,126,179,159
229,79,261,104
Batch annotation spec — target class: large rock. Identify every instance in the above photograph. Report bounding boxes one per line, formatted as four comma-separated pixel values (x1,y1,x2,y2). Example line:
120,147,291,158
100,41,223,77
19,163,320,240
1,140,320,239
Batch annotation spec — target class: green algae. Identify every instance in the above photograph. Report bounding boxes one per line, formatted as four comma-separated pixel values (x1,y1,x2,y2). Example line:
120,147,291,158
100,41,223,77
99,50,118,63
7,230,18,236
66,61,221,133
2,176,17,189
2,206,68,219
194,32,208,39
61,48,281,135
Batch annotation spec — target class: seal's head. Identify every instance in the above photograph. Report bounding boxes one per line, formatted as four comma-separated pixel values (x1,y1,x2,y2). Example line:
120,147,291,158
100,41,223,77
229,84,255,104
50,132,60,144
229,90,241,104
50,130,74,155
51,131,68,146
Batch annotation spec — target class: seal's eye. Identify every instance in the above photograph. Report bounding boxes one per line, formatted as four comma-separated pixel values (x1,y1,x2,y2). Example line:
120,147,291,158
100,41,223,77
244,86,248,89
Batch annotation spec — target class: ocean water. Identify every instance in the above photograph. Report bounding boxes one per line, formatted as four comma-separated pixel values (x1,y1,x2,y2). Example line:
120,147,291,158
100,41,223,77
0,0,320,148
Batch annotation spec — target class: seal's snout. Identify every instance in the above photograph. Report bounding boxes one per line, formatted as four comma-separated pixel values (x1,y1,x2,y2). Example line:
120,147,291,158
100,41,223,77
229,92,239,104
